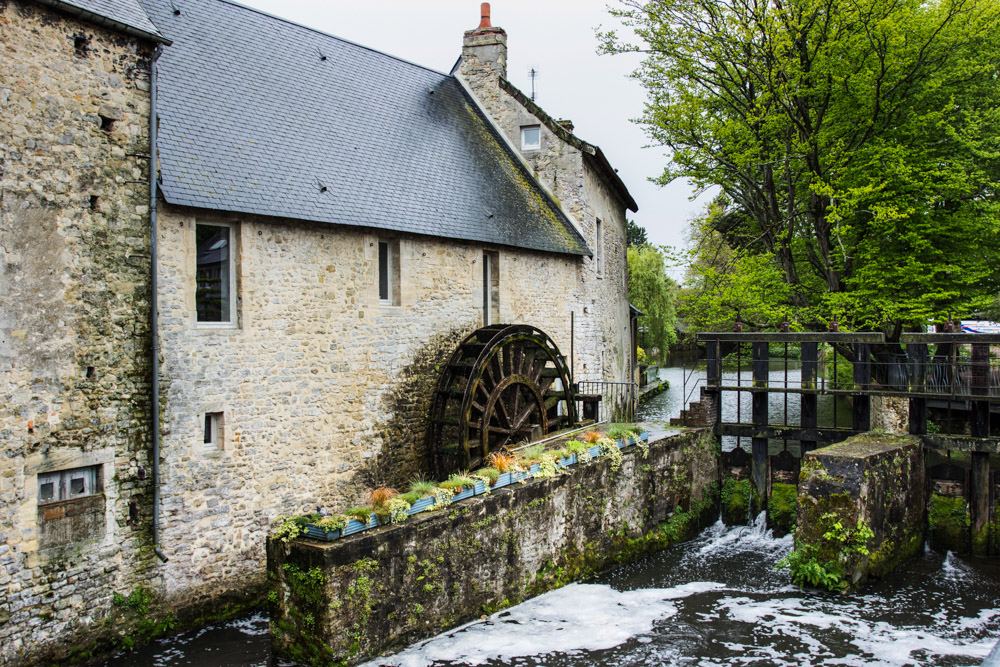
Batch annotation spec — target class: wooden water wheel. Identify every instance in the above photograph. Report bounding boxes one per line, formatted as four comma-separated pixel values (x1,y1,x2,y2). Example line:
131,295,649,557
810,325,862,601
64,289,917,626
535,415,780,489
427,324,576,477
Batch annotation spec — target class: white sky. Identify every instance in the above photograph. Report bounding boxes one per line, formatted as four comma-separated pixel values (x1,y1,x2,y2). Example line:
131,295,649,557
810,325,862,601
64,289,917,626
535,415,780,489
236,0,709,267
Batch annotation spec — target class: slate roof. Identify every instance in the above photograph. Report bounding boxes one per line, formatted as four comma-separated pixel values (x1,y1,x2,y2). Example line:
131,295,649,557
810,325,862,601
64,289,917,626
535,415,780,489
34,0,167,42
139,0,590,257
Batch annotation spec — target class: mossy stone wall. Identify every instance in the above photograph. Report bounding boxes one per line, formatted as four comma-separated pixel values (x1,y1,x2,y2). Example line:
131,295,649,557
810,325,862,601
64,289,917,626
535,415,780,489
794,433,924,590
267,429,720,666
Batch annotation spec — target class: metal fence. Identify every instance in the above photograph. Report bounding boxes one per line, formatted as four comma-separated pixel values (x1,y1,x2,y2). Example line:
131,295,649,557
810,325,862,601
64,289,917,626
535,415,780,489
576,380,638,423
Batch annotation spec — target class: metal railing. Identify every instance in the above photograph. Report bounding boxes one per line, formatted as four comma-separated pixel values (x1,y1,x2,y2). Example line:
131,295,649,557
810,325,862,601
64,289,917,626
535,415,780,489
576,380,638,423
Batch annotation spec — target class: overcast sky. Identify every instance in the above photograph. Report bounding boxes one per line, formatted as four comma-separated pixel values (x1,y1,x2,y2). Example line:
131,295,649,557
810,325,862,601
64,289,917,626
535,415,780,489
237,0,709,270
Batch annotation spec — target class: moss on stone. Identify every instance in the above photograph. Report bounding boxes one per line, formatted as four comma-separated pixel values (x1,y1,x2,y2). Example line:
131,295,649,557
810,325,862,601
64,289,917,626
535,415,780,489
768,482,797,535
928,493,970,553
721,477,756,525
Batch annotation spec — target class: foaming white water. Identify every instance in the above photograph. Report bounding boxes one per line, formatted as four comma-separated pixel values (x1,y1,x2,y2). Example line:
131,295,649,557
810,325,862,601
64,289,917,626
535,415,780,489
362,581,724,667
716,595,995,666
693,512,792,558
227,610,270,636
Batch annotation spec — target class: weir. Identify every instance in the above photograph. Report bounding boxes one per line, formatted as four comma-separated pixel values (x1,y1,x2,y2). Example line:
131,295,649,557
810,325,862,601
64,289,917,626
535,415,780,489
690,331,1000,557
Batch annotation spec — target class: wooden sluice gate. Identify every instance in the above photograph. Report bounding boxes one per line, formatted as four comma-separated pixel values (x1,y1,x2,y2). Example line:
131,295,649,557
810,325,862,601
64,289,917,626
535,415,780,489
693,331,1000,555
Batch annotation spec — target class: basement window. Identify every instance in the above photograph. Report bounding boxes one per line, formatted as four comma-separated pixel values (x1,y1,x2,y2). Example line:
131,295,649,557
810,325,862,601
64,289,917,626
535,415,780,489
203,412,224,451
521,125,541,151
378,239,400,306
196,222,238,324
38,466,101,505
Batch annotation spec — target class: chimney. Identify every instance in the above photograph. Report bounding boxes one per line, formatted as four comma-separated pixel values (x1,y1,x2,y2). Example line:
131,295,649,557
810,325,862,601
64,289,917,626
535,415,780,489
460,2,507,84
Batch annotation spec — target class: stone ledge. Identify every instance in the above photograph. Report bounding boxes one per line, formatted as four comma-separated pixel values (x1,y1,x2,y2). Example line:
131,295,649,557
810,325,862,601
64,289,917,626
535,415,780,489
267,428,719,666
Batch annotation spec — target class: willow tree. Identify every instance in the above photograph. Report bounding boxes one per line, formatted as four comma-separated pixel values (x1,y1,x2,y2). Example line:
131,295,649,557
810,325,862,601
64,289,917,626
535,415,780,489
627,243,678,359
602,0,1000,336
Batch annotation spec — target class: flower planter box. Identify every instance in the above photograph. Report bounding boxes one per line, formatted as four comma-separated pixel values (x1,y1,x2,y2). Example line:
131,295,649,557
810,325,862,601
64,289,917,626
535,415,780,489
407,497,436,515
494,472,516,488
342,514,378,536
529,463,541,474
473,480,487,495
305,525,342,541
452,487,476,502
588,445,603,459
558,455,576,467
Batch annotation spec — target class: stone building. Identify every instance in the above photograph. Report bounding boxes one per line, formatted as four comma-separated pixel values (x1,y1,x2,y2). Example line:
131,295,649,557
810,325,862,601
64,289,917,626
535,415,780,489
0,0,638,662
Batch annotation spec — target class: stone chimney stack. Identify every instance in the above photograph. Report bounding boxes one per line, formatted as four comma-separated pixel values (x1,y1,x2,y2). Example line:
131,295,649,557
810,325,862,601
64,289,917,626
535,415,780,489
460,3,507,86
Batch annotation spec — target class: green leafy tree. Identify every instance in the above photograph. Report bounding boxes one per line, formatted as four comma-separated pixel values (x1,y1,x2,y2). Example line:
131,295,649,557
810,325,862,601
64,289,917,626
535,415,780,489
602,0,1000,336
626,219,649,247
628,244,678,358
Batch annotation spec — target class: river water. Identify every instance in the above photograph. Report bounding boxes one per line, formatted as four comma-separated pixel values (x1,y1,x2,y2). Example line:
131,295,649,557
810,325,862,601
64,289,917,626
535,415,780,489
105,368,1000,666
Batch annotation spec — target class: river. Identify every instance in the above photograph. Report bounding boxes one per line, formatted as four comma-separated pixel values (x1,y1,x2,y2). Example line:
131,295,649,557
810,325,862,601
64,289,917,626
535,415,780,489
104,368,1000,666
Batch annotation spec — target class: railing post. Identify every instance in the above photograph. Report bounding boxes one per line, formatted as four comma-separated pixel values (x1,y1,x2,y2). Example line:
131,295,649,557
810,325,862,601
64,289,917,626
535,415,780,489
907,343,928,436
970,343,991,556
752,341,769,507
852,343,871,432
800,341,818,453
706,339,722,432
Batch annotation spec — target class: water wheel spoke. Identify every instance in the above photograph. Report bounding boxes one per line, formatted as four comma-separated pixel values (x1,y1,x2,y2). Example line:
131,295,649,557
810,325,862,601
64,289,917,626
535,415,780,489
510,400,539,432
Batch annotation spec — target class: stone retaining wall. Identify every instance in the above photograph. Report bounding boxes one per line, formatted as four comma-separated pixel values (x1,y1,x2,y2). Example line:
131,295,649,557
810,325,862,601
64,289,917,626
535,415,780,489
267,429,719,666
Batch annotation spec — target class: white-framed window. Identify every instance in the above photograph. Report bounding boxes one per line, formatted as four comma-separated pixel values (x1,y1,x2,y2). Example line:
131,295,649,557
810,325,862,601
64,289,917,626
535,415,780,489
38,466,101,505
203,412,224,451
195,221,238,325
595,218,604,277
378,239,401,306
483,251,500,325
521,125,541,151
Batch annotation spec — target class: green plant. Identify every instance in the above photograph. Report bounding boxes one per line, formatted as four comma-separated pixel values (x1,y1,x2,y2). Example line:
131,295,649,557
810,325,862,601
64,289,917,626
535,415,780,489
517,443,547,464
399,491,423,505
409,479,438,497
606,423,638,441
532,453,561,479
344,506,374,522
565,439,592,463
598,437,624,472
430,487,452,508
445,473,477,489
314,514,348,533
271,515,309,543
472,467,501,485
778,513,876,591
385,497,411,524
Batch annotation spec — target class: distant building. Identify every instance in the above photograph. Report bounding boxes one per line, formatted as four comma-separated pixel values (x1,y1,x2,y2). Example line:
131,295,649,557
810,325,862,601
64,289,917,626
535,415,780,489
0,0,638,662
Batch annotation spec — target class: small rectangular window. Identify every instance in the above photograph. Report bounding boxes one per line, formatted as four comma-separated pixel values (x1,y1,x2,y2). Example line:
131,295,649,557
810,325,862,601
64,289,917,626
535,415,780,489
378,239,400,306
37,466,101,505
203,412,223,450
521,125,541,151
483,251,500,325
196,222,237,324
595,218,604,277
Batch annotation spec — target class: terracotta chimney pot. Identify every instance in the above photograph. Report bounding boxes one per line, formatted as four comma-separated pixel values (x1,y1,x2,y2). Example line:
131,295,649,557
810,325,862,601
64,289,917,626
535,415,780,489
479,3,492,29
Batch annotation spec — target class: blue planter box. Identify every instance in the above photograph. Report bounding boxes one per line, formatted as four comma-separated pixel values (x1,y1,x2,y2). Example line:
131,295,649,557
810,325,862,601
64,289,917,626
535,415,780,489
407,497,435,515
494,472,515,488
452,487,475,502
342,519,368,536
640,431,650,442
558,455,576,467
513,471,529,483
473,480,487,495
529,463,541,474
305,525,341,541
588,445,602,458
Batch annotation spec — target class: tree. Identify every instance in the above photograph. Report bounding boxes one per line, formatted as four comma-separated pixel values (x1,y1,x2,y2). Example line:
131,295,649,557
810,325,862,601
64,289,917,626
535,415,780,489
602,0,1000,335
628,244,678,358
626,219,648,246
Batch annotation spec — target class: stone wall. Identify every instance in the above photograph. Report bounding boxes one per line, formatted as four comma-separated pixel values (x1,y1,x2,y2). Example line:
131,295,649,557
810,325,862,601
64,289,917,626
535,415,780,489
0,1,156,663
793,434,925,590
457,31,631,386
154,204,606,611
267,429,720,666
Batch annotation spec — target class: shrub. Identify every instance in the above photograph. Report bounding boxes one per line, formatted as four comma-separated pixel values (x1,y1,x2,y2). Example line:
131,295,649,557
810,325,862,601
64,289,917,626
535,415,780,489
369,486,399,507
487,450,518,473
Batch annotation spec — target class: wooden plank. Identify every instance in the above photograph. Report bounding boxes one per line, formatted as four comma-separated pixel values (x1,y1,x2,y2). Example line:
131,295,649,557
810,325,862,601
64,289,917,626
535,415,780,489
800,341,818,453
720,423,855,442
852,343,871,432
971,452,990,556
908,343,928,436
697,332,885,343
921,434,1000,454
751,342,770,504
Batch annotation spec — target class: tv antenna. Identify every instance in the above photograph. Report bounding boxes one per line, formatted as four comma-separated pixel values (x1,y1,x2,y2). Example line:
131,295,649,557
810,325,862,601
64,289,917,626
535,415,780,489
527,65,539,101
